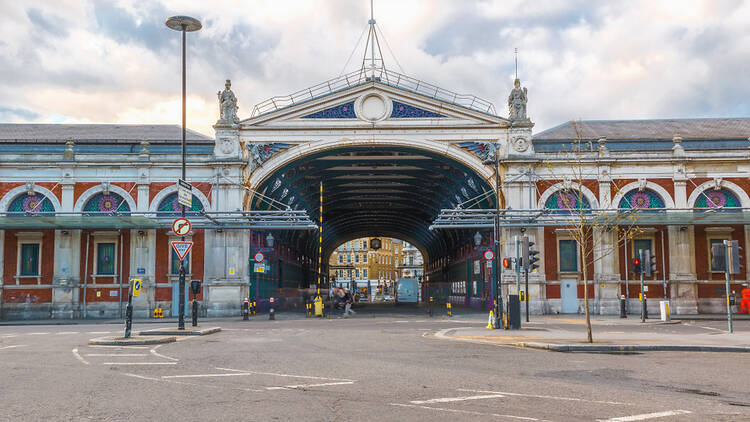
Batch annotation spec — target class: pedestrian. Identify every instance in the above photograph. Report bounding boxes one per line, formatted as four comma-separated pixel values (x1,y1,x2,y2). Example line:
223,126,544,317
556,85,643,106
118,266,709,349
344,288,356,317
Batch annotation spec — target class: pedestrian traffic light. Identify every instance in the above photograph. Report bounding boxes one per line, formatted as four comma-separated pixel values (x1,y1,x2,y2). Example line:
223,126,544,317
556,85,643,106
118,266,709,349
632,257,641,274
729,240,743,275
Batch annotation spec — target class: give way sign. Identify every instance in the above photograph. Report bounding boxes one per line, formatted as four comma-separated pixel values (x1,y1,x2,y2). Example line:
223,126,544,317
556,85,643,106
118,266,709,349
171,241,193,261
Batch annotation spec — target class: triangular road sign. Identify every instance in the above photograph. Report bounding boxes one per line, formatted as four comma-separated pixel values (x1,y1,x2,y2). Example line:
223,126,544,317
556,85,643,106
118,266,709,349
171,241,193,261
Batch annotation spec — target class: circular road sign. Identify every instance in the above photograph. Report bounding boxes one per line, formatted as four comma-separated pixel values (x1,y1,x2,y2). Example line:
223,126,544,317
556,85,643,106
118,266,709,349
254,252,265,263
483,249,495,261
172,218,191,236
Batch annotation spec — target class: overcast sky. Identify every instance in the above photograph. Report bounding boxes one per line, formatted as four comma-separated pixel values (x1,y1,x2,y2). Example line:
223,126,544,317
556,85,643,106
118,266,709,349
1,0,748,136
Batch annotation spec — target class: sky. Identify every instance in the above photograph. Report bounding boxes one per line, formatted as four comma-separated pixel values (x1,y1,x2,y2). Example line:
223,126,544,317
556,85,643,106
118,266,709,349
0,0,748,136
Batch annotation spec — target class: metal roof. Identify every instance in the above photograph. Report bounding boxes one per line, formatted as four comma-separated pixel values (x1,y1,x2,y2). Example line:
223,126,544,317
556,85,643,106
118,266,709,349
534,118,750,141
0,124,213,143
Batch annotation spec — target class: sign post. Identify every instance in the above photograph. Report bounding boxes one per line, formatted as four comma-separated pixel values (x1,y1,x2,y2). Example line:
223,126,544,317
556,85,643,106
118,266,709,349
178,179,192,209
124,278,139,339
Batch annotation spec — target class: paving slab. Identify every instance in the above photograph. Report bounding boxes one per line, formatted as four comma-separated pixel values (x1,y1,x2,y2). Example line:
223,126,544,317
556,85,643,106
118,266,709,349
88,336,176,346
138,326,221,336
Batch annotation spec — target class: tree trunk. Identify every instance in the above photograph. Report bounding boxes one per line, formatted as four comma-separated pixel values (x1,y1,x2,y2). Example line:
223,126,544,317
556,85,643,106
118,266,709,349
582,251,592,343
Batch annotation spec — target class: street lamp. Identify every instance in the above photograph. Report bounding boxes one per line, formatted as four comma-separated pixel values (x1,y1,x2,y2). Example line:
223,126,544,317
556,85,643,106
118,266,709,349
166,15,201,330
473,231,482,247
266,233,275,248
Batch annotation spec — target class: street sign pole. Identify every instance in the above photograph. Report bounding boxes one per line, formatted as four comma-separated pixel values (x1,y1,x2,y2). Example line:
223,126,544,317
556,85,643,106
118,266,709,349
124,278,134,338
640,249,646,323
724,240,734,334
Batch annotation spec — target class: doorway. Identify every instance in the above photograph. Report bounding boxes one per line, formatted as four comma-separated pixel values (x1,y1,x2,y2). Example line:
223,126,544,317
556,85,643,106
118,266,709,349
560,277,578,313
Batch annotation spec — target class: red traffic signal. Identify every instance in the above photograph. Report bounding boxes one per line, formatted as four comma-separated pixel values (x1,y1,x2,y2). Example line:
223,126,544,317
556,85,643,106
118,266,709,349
503,258,511,268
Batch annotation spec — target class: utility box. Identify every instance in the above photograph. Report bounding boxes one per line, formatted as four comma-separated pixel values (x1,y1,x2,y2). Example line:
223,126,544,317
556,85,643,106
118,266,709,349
659,300,670,321
507,294,521,330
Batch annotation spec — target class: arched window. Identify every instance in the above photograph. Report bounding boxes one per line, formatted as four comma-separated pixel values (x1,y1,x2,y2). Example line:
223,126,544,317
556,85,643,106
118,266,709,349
7,193,55,215
83,192,131,216
545,190,590,212
694,188,741,210
618,189,665,211
156,192,204,217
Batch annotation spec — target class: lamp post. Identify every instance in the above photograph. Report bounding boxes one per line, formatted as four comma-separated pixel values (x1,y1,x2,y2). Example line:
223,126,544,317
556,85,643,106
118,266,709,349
166,15,201,330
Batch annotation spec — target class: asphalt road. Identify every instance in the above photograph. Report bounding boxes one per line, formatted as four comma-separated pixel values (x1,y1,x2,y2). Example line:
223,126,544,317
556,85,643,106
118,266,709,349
1,307,749,421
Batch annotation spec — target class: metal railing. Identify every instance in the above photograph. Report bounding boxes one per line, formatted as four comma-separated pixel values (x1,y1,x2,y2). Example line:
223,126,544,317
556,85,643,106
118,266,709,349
251,68,497,117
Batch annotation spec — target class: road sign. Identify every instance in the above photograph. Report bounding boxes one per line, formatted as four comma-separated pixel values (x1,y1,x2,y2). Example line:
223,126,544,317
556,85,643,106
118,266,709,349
254,264,265,273
483,249,495,261
132,279,142,297
177,179,192,208
171,241,193,261
172,218,191,236
254,252,265,263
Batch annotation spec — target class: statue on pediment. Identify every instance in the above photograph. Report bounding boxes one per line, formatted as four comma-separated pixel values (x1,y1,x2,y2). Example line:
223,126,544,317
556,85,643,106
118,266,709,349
217,79,239,124
508,78,528,121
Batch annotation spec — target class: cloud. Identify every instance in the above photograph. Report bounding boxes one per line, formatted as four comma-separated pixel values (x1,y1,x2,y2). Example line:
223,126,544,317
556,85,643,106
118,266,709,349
0,0,748,136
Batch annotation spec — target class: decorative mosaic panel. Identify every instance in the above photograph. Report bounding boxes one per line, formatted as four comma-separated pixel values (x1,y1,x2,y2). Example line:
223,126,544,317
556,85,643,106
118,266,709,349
390,101,445,118
83,192,131,215
157,192,204,216
301,102,356,119
8,193,55,214
618,189,665,210
545,190,590,211
694,188,740,209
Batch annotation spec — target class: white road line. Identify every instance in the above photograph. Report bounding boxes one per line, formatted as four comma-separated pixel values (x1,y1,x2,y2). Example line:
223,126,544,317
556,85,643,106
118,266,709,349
123,373,161,381
459,389,627,405
124,372,265,392
162,373,255,379
411,394,506,404
27,332,49,335
87,331,111,334
72,348,89,365
215,367,353,382
266,381,355,390
0,345,27,350
84,353,148,357
56,331,79,335
150,344,179,361
103,362,177,365
389,403,545,421
597,410,692,422
88,345,149,349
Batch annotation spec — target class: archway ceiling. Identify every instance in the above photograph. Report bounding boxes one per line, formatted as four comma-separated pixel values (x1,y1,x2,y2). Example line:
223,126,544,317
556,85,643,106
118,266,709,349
251,146,496,261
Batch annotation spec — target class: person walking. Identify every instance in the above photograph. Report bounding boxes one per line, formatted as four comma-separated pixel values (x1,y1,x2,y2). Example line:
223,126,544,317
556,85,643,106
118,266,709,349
344,288,356,317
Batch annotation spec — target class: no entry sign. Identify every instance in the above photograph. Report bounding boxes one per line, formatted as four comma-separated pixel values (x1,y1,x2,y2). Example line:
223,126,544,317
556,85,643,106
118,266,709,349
483,249,495,261
254,252,265,263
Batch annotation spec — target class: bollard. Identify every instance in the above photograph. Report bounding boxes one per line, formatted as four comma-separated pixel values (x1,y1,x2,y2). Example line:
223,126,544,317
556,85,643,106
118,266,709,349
242,298,249,320
252,301,257,316
428,296,434,317
192,299,198,327
269,297,275,320
644,295,648,319
619,294,627,318
446,302,452,317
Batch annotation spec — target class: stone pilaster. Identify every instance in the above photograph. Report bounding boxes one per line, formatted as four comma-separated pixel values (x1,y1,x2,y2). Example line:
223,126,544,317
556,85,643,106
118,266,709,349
667,225,698,314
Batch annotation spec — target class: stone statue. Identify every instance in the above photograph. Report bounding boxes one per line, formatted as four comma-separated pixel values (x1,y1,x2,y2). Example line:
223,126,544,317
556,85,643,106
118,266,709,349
508,78,528,121
217,79,239,124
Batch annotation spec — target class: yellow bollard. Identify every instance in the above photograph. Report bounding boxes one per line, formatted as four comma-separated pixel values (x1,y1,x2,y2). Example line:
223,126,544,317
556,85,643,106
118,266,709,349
446,302,452,317
314,296,324,317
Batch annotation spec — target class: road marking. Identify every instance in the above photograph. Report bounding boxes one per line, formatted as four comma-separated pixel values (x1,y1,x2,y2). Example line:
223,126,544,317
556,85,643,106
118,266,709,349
87,331,111,334
459,389,627,405
150,344,179,361
124,372,265,392
162,373,256,379
390,403,545,421
72,348,89,365
216,367,354,382
597,410,692,421
85,353,148,357
103,362,177,365
56,331,79,335
123,373,161,381
266,381,355,390
27,332,49,335
0,345,27,350
89,345,149,349
410,394,506,404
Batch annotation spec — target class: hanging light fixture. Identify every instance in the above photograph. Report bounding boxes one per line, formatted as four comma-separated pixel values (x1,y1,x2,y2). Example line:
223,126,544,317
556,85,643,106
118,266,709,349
266,232,275,247
473,231,482,247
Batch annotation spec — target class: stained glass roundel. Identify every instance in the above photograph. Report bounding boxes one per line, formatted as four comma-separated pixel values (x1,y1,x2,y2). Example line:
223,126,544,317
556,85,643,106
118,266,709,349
694,188,740,210
545,190,590,211
8,193,55,215
618,189,665,210
83,192,131,215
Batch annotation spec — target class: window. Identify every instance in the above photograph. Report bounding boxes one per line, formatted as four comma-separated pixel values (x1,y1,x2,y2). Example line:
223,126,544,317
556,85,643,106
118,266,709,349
347,269,352,279
355,269,359,278
338,255,343,264
632,239,653,262
355,254,359,263
363,254,367,263
20,243,40,276
96,242,116,275
363,269,368,278
347,255,351,263
171,249,190,275
709,238,728,272
363,240,367,250
558,239,578,272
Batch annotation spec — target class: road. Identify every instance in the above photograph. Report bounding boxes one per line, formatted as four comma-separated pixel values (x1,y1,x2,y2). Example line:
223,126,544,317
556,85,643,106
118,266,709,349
1,306,748,421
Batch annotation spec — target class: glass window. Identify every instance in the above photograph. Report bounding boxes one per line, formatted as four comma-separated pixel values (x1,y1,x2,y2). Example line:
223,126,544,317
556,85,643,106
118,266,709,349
355,269,359,278
355,254,359,263
347,255,351,263
363,269,368,278
171,249,190,275
710,238,727,272
559,240,578,272
97,242,116,275
347,269,352,279
338,255,343,264
633,239,653,262
20,243,40,276
363,255,367,263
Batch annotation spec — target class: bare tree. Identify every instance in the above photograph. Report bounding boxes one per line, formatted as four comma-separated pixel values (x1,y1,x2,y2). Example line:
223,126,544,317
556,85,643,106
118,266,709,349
539,121,642,343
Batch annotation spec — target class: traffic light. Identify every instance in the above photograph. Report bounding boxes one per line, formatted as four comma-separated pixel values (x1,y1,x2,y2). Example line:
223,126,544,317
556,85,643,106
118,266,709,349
729,240,743,275
503,257,511,269
522,236,540,272
640,249,653,277
711,242,725,271
632,257,641,274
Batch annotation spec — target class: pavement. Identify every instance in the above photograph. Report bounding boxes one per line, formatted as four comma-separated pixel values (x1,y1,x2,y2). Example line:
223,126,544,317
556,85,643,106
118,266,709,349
2,305,749,421
436,314,750,353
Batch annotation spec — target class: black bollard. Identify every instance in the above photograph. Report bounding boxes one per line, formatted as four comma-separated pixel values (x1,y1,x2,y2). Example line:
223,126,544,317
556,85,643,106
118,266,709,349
269,297,275,320
242,298,249,320
192,299,198,327
620,294,627,318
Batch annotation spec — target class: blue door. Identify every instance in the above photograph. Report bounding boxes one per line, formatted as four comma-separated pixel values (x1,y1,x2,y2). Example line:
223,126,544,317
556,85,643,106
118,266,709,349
561,279,578,313
171,282,190,317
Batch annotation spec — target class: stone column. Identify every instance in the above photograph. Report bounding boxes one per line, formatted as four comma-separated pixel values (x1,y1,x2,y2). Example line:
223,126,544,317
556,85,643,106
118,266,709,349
595,174,620,314
668,179,698,314
52,230,80,319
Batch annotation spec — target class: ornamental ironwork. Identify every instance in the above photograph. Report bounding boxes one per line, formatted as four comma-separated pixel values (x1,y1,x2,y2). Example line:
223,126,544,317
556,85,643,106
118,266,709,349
301,102,356,119
390,101,445,118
